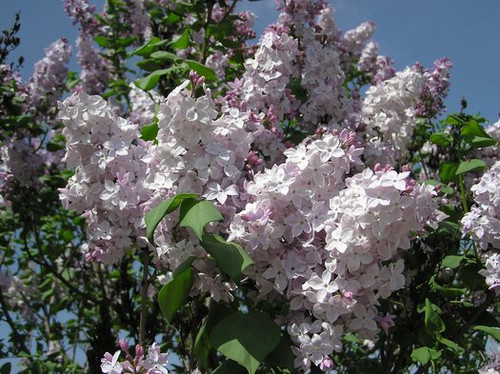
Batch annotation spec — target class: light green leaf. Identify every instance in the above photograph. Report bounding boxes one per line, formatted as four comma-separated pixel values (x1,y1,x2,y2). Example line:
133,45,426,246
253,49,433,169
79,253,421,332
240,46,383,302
411,346,431,365
429,132,453,147
158,257,196,323
200,234,254,282
437,336,464,354
173,29,190,50
178,199,223,240
455,159,487,175
411,346,441,365
145,193,198,245
130,36,161,56
150,51,182,62
209,311,281,374
473,325,500,342
185,60,217,82
419,298,445,335
441,255,464,269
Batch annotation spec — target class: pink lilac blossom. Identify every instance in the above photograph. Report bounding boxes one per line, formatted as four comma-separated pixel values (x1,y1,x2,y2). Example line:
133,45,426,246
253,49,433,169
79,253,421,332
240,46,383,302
28,38,71,113
100,342,168,374
58,92,150,264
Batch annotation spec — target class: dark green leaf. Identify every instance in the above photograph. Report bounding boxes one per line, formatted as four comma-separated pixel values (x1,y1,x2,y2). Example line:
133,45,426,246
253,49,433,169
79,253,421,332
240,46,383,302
145,193,198,245
470,136,497,148
94,35,112,48
200,234,254,282
178,199,223,240
420,298,445,335
473,325,500,342
455,159,487,175
212,360,247,374
439,162,458,184
194,323,211,369
209,311,282,374
134,67,177,90
136,59,162,72
429,132,453,147
185,60,217,82
1,362,11,374
264,336,295,372
140,123,159,141
157,257,196,323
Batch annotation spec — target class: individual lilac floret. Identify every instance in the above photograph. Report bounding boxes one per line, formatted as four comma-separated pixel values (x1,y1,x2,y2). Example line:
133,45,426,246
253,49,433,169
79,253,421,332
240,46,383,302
28,38,71,113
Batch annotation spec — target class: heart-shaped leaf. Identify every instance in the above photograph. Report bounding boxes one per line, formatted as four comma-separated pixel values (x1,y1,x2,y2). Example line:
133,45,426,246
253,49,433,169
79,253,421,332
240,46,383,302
179,199,223,240
200,234,254,282
209,311,281,374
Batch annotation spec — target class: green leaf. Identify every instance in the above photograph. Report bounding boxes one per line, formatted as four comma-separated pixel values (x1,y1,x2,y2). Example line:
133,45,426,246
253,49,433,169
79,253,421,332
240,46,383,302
264,336,295,372
443,114,466,126
1,362,11,374
185,60,217,82
134,68,176,91
173,29,190,50
178,199,223,240
470,136,497,148
140,123,159,141
200,234,254,282
194,323,211,369
473,325,500,342
438,162,458,184
441,255,464,269
411,346,431,365
145,193,198,245
455,159,487,175
209,311,282,374
157,257,196,323
150,51,182,62
130,36,161,56
461,120,490,139
212,360,247,374
437,220,460,237
437,336,464,354
94,35,112,48
419,298,445,335
429,132,453,147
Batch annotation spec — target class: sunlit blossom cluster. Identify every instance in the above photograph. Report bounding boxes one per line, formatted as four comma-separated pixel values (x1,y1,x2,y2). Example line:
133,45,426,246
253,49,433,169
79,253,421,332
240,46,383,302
462,160,500,294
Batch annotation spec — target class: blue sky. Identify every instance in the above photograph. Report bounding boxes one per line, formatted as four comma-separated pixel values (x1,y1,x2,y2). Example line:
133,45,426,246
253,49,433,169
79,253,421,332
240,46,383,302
1,0,499,122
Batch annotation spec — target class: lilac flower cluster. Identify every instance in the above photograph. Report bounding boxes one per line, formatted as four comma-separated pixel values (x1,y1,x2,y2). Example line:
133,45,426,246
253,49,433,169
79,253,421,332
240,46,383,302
64,0,100,35
101,341,168,374
462,161,500,294
232,148,443,368
58,92,149,263
28,38,71,113
76,34,111,95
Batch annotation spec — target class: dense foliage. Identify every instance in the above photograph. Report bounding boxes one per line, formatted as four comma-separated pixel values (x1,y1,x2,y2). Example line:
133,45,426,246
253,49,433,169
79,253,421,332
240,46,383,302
0,1,499,373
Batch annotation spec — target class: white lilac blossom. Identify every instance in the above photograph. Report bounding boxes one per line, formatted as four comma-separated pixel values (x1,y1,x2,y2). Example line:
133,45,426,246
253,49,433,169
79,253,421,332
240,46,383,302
128,84,162,126
462,161,500,294
362,68,426,165
28,38,71,112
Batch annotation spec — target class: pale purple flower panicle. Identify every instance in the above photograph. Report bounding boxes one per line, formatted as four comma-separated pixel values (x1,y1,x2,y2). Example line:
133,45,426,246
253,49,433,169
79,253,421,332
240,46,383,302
462,161,500,294
64,0,100,35
28,38,71,112
76,33,111,95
